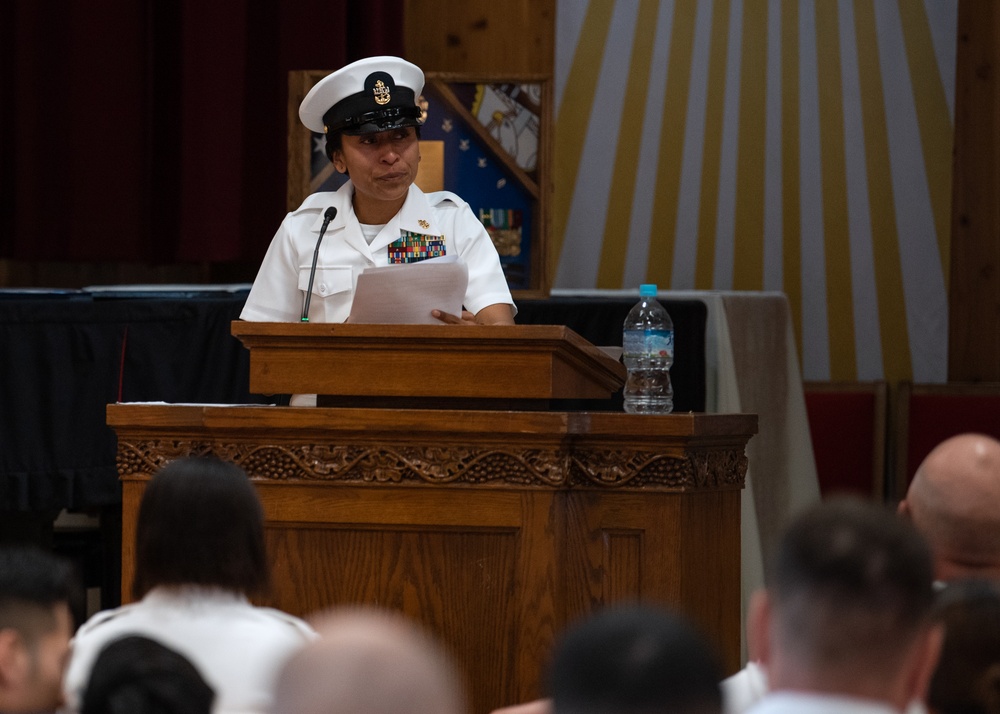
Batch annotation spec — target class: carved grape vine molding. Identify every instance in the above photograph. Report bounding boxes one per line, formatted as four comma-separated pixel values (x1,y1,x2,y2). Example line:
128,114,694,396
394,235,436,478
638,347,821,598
117,440,746,490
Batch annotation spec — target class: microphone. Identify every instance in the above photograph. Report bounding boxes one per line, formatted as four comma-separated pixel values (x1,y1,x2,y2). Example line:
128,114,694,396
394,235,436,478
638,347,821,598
300,206,338,322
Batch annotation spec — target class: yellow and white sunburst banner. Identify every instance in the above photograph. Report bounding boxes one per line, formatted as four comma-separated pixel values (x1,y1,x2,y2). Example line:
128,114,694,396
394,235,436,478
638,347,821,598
553,0,956,383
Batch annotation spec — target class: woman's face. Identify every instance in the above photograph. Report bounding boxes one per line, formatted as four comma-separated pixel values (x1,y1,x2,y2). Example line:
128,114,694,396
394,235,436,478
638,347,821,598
332,127,420,222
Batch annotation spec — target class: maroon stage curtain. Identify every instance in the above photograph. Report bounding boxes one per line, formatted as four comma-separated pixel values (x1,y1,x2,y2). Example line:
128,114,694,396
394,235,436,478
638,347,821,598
0,0,403,265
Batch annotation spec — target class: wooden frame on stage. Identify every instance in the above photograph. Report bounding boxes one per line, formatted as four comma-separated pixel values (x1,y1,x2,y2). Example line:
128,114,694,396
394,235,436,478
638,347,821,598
287,70,552,298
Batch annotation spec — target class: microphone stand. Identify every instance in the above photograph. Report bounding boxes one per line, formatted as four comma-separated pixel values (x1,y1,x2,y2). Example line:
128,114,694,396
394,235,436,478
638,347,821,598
300,206,338,322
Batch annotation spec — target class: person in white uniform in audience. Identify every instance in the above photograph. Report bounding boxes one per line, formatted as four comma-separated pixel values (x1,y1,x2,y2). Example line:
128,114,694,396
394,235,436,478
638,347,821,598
742,498,942,714
723,433,1000,714
63,457,316,714
241,55,515,329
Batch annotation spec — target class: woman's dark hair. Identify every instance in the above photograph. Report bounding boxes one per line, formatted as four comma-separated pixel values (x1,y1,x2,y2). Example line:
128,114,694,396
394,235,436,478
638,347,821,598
82,635,214,714
132,457,268,599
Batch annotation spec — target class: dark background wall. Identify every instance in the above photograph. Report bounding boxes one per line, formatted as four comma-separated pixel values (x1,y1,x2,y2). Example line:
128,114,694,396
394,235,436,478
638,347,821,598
0,0,404,278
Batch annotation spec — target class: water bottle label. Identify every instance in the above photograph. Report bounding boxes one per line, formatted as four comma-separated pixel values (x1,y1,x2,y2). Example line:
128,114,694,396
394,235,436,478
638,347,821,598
623,328,674,358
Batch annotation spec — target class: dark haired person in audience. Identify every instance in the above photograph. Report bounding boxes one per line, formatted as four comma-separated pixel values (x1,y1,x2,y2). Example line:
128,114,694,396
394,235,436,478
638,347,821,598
743,498,942,714
81,635,214,714
490,605,723,714
272,607,467,714
898,433,1000,581
550,604,723,714
63,457,316,714
0,545,80,713
925,579,1000,714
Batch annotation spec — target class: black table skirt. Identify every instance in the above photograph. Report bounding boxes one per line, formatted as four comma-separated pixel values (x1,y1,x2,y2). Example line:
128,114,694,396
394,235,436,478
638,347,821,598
0,291,706,510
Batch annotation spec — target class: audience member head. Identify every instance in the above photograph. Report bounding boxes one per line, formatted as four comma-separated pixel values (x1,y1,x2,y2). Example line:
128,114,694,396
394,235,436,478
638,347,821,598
549,604,723,714
0,545,79,712
749,497,942,709
132,456,269,599
81,635,214,714
899,433,1000,581
272,607,466,714
926,579,1000,714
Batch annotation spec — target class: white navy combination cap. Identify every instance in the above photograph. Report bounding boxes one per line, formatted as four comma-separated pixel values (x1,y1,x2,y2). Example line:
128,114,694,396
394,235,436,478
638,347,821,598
299,56,425,136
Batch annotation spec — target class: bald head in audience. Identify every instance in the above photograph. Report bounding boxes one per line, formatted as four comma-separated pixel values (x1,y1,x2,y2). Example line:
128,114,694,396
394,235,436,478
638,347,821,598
272,608,466,714
899,433,1000,580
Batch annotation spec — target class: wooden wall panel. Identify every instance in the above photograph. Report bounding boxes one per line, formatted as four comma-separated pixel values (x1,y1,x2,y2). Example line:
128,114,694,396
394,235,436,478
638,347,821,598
266,525,523,709
254,482,559,713
560,489,741,673
950,0,1000,380
403,0,555,74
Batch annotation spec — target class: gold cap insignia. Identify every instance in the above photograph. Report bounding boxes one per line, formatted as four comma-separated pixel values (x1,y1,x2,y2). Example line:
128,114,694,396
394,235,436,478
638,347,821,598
418,219,429,229
373,79,391,106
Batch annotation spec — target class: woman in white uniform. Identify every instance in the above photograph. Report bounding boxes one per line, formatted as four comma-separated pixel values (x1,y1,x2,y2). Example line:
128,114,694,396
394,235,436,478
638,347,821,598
63,458,316,714
241,55,515,327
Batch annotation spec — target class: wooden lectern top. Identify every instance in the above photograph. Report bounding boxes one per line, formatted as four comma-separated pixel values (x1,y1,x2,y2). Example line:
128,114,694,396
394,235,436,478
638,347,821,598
231,321,627,403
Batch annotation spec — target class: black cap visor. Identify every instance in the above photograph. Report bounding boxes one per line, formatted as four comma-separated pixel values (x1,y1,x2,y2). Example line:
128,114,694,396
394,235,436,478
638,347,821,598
322,84,423,135
332,105,423,135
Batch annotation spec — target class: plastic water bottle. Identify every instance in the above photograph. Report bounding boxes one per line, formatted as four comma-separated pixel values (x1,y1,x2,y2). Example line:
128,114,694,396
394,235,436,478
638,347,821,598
622,284,674,414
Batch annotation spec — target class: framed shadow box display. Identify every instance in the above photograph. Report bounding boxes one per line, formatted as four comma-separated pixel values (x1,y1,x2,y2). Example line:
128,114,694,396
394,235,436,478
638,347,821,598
288,70,551,297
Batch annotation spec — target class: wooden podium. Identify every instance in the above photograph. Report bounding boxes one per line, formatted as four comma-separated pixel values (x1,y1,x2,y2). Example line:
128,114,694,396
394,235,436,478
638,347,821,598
108,324,756,714
229,322,629,408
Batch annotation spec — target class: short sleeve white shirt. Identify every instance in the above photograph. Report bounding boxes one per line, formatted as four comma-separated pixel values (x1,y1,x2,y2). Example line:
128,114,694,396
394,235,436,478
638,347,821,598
240,181,515,324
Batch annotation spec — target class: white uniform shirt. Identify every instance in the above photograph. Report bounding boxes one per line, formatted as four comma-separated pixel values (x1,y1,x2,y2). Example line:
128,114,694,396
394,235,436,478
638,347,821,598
723,663,927,714
63,586,316,714
722,661,770,714
240,181,515,324
746,692,900,714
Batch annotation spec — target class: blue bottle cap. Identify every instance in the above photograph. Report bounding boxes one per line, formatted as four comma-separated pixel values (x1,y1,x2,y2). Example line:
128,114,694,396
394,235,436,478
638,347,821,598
639,284,657,296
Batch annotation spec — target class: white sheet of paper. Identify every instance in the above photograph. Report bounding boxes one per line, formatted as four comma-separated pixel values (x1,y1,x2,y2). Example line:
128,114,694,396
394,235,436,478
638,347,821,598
348,255,469,324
